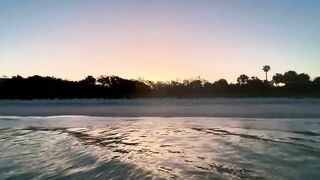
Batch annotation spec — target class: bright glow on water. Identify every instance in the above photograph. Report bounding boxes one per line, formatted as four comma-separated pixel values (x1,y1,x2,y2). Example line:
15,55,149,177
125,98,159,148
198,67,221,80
1,116,320,179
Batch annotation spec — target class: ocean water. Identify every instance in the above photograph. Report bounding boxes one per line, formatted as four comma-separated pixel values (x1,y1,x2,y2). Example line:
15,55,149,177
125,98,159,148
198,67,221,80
0,98,320,179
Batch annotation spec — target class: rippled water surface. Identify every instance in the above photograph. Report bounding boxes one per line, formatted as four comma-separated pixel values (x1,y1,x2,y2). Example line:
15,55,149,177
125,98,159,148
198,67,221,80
1,116,320,179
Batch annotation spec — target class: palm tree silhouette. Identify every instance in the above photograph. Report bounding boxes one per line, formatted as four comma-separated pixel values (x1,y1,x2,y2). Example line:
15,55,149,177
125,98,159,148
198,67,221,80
262,65,271,81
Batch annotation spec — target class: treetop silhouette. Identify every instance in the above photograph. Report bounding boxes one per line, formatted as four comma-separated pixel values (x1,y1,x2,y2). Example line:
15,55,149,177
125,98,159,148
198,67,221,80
0,70,319,99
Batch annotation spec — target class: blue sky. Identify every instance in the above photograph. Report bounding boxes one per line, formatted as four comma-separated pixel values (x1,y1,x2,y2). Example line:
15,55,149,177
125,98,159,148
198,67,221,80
0,0,319,82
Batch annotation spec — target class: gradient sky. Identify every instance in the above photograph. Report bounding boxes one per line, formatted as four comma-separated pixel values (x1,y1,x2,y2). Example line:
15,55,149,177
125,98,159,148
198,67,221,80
0,0,319,82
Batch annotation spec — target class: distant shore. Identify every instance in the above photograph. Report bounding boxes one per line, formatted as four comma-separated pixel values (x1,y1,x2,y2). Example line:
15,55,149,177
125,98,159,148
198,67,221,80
1,71,319,99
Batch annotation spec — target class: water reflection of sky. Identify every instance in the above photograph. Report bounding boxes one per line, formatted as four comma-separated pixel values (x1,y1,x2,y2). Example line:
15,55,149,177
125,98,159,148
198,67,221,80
1,117,320,179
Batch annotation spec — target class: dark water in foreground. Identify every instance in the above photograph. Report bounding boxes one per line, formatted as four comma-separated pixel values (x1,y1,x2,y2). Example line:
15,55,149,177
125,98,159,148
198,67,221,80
1,116,320,179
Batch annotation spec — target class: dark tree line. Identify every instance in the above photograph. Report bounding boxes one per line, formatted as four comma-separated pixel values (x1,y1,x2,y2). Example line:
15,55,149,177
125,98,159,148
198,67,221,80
0,70,319,99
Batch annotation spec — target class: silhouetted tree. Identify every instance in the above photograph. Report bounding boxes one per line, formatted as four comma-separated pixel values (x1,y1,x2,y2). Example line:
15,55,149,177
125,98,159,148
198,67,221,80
272,73,284,86
189,80,202,89
246,76,265,93
262,65,271,81
283,71,298,86
0,70,319,99
314,77,320,86
80,76,96,86
247,76,262,83
206,79,228,94
213,79,228,87
97,76,111,87
237,74,249,85
297,73,310,84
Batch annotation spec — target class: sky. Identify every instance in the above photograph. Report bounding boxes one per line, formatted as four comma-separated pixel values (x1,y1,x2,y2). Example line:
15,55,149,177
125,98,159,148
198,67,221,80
0,0,319,82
